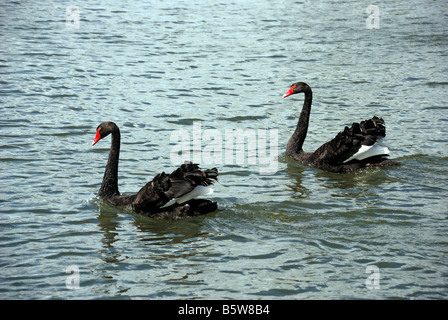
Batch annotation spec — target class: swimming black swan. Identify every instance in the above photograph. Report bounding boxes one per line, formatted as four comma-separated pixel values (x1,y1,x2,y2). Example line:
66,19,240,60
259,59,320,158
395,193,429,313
92,121,218,219
282,82,400,173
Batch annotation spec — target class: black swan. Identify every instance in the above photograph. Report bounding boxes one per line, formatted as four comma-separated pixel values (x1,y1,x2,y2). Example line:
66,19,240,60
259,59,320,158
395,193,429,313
282,82,400,173
92,121,219,219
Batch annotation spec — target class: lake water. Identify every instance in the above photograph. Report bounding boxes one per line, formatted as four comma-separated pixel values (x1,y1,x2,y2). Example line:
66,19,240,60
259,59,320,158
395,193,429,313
1,0,447,299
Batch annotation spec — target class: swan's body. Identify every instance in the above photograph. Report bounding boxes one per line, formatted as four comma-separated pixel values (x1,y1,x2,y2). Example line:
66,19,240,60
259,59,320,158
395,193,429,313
283,82,400,173
92,122,218,219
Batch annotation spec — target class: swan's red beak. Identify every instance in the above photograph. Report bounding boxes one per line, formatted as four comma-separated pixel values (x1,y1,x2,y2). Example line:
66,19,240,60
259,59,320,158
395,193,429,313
283,87,294,98
92,128,101,146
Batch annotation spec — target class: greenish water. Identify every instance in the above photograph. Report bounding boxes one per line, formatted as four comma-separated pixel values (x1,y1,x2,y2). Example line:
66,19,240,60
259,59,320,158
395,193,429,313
1,0,447,299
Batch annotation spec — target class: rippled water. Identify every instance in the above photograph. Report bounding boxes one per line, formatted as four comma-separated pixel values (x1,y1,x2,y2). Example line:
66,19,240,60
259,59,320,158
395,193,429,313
1,0,448,299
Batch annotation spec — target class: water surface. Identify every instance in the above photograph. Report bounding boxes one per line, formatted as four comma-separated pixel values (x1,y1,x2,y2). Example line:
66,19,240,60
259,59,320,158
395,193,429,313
1,0,447,299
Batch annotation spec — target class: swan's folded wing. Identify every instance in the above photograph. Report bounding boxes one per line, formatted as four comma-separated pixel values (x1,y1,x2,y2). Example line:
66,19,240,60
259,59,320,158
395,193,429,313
162,161,218,207
342,139,390,163
160,185,213,208
313,117,388,164
131,162,218,214
131,172,172,213
170,161,218,186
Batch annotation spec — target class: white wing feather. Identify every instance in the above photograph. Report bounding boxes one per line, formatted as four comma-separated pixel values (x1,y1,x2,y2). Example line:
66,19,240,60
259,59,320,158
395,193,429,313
343,138,390,163
160,186,214,208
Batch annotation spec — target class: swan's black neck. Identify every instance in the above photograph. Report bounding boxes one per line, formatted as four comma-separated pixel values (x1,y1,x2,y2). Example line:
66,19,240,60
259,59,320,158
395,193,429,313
287,88,312,160
98,128,120,199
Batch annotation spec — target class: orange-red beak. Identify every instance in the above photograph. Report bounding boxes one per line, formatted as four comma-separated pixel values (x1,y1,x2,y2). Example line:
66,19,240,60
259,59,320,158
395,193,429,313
283,86,295,98
92,128,101,146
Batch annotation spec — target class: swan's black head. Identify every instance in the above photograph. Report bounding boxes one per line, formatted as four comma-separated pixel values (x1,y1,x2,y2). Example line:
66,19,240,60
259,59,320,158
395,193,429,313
92,121,118,146
283,82,311,98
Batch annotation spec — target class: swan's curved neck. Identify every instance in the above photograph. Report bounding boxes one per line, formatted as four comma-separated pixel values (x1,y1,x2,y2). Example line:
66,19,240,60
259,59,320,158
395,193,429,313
98,129,120,198
287,89,312,158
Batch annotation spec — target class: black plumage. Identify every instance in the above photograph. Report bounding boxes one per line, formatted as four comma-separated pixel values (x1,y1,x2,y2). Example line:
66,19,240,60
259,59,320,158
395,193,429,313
283,82,400,173
92,122,218,219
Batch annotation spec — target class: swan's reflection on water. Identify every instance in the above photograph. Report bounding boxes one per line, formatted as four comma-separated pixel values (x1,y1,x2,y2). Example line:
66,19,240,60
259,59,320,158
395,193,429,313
96,200,215,261
283,154,398,201
93,201,217,297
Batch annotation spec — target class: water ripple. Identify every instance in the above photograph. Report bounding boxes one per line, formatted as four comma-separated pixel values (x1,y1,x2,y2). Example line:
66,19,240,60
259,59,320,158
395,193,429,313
1,0,447,300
